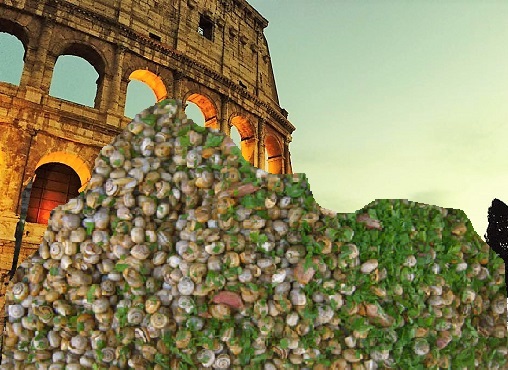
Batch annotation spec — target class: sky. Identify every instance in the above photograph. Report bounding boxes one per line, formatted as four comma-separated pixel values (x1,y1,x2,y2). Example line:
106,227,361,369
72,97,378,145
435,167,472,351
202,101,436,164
247,0,508,239
1,1,508,238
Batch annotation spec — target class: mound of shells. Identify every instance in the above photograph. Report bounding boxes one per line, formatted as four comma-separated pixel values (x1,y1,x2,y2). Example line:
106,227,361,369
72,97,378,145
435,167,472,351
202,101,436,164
1,99,506,369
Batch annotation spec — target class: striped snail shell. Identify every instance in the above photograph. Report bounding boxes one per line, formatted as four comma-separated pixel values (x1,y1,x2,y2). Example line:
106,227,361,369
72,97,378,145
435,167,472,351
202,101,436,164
150,312,169,329
12,282,29,301
127,307,145,325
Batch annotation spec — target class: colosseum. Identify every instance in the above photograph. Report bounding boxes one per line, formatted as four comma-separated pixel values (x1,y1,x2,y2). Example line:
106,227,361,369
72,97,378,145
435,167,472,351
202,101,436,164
0,0,295,283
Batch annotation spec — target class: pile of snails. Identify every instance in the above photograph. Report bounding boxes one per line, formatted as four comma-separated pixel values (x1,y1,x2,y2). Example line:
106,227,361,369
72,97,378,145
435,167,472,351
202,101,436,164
1,99,506,369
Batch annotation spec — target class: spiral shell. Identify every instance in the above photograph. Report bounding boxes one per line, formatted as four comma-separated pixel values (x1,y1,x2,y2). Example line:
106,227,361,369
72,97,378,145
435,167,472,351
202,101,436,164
69,335,88,355
131,244,151,260
145,296,162,314
122,268,144,288
12,282,29,301
33,304,54,323
8,304,25,319
196,349,215,367
127,307,145,325
100,347,116,363
150,312,169,329
177,276,195,295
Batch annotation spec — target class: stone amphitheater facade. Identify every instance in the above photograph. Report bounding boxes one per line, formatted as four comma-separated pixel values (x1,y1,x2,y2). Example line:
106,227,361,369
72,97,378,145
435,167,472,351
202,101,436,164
0,0,295,285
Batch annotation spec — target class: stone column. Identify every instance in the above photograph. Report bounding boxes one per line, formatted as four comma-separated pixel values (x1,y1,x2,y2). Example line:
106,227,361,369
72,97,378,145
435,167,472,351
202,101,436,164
220,96,230,136
253,123,260,168
172,71,184,101
105,45,126,126
284,135,292,173
283,136,291,174
21,18,55,103
257,119,266,171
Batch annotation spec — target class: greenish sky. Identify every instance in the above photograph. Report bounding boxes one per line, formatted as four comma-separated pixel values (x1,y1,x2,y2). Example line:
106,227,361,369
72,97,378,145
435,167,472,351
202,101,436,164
1,1,508,237
248,0,508,238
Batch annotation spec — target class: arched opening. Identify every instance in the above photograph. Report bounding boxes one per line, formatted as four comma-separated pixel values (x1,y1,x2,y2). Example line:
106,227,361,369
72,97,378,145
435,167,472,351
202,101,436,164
265,134,283,174
0,32,24,86
49,43,105,108
27,163,81,224
229,125,241,148
185,101,205,125
124,69,167,118
49,55,99,107
185,93,218,130
230,116,256,165
34,151,92,191
0,19,29,86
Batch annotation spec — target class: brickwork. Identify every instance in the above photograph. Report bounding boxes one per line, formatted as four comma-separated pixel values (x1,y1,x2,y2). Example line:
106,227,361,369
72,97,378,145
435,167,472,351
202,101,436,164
0,0,295,283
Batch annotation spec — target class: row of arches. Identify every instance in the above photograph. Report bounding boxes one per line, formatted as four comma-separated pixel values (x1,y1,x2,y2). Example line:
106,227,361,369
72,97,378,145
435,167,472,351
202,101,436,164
0,23,287,174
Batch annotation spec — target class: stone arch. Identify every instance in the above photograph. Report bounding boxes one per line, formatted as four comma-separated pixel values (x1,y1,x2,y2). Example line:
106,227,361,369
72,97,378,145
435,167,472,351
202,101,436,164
34,151,92,191
265,134,283,174
48,41,107,108
184,92,219,130
0,18,29,58
0,19,29,86
58,42,106,81
230,115,256,165
123,68,170,118
129,69,168,102
26,162,81,225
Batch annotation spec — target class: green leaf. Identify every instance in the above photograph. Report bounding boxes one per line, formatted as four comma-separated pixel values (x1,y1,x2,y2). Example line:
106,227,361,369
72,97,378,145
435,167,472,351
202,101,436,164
142,114,157,126
279,338,289,349
192,123,207,133
286,184,304,198
114,263,129,273
204,134,224,148
86,284,97,303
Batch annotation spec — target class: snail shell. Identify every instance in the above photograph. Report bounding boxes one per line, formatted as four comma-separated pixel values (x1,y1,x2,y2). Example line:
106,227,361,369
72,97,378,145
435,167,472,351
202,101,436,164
127,307,145,325
152,251,167,266
34,304,54,323
196,349,215,367
122,268,144,288
8,304,25,319
48,330,61,348
209,304,231,320
69,335,88,355
100,347,116,363
413,338,430,356
50,242,65,259
12,282,29,301
131,244,151,260
62,214,81,229
145,296,162,314
177,277,195,295
92,298,110,314
150,313,169,329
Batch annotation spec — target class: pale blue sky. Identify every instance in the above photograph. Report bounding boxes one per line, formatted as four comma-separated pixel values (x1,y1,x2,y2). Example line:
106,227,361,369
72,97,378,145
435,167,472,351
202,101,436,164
248,0,508,238
1,1,508,237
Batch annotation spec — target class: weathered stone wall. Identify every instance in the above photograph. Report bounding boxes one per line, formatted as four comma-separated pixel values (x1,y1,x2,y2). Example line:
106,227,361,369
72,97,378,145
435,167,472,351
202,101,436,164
0,0,295,274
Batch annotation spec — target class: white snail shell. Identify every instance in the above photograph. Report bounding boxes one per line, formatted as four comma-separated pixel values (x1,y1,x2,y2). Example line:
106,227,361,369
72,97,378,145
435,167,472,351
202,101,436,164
69,335,88,354
178,276,195,295
131,244,151,260
8,304,25,319
62,214,81,229
196,349,215,367
12,282,29,301
49,242,65,259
